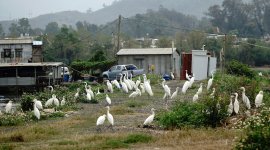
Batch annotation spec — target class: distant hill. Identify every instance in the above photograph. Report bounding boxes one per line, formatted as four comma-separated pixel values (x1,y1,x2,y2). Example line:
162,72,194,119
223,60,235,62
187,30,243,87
1,0,225,32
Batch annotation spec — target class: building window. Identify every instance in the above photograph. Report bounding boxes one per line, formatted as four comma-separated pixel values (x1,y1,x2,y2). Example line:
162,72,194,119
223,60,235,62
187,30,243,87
15,49,23,58
3,49,11,58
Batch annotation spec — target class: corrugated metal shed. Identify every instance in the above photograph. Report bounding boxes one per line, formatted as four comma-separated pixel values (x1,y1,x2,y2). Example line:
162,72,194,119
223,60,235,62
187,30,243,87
117,48,177,55
0,62,63,67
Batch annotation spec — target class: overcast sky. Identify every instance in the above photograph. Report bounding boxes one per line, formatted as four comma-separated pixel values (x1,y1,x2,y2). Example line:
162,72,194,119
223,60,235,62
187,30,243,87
0,0,115,21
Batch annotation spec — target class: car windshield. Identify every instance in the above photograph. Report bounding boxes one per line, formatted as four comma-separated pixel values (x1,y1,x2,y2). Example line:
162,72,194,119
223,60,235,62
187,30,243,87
125,65,137,70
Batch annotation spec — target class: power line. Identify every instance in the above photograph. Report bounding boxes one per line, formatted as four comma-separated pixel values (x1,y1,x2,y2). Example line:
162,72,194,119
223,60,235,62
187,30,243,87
238,41,270,50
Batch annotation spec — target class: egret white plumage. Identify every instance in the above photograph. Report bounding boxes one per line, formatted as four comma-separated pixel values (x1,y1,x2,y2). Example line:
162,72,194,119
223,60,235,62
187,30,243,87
106,106,114,129
182,80,190,94
185,70,191,81
33,102,40,120
124,73,132,90
129,88,141,98
255,91,263,108
227,95,234,116
47,86,54,93
86,92,92,101
258,72,263,76
189,74,195,88
106,80,113,93
61,96,66,106
45,94,59,107
240,87,251,109
143,108,155,125
112,80,121,89
135,76,141,88
170,72,175,80
197,83,203,95
120,74,129,93
207,72,214,91
96,88,101,95
96,114,106,132
33,98,43,110
106,94,111,105
171,87,179,99
193,92,199,102
5,100,13,113
143,74,153,96
162,79,171,98
234,93,239,114
74,88,80,100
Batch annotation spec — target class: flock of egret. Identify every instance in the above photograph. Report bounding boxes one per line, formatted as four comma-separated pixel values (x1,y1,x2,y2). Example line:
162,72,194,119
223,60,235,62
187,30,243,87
1,70,265,132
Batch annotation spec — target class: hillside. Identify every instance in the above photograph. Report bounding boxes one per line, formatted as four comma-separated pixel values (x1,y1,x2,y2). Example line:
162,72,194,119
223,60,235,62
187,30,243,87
0,0,225,32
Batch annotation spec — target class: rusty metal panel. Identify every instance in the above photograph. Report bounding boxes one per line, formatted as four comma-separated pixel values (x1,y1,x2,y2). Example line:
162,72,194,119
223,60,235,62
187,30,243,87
180,53,192,80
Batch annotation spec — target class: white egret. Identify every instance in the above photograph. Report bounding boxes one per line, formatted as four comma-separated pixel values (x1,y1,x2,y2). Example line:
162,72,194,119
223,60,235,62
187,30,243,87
52,94,59,107
34,102,40,120
234,93,239,114
96,114,106,132
5,100,13,113
106,94,111,105
124,73,132,90
112,80,121,89
255,91,263,108
129,88,141,98
162,79,171,98
87,85,95,99
120,74,128,93
61,96,66,106
207,72,214,91
171,87,179,99
33,98,43,110
47,86,54,93
182,81,190,94
189,74,195,88
185,70,191,81
106,106,114,129
143,74,153,96
197,83,203,95
170,72,175,80
106,80,113,93
86,92,92,101
45,96,53,107
240,87,251,109
74,88,80,100
258,72,263,76
135,76,141,88
96,88,101,95
227,95,234,116
139,83,145,93
193,92,199,102
143,108,155,125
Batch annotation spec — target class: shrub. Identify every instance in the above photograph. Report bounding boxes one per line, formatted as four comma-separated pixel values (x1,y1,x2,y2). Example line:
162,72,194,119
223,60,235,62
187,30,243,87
235,106,270,149
226,60,255,79
20,93,35,112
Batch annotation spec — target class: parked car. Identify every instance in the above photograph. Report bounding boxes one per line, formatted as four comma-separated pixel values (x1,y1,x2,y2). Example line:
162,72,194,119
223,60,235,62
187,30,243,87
102,64,144,81
0,95,10,103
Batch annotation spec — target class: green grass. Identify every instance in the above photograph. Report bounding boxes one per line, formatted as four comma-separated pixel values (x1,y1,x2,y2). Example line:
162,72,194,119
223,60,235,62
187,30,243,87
125,100,147,108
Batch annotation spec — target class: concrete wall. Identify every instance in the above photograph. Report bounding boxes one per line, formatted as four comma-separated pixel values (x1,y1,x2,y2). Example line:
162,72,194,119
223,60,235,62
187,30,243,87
0,44,32,63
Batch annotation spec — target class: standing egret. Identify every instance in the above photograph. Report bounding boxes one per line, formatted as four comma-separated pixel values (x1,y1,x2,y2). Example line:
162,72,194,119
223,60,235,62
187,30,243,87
34,102,40,120
33,98,43,110
143,108,155,126
74,88,80,100
171,87,179,99
96,88,101,95
143,74,153,96
255,91,263,108
227,95,234,116
45,96,54,107
207,72,214,91
170,72,175,80
86,92,92,101
52,94,59,107
135,76,141,88
189,74,195,88
240,87,251,109
5,100,13,113
234,93,239,114
193,92,199,102
129,88,141,98
162,79,171,98
106,94,111,105
123,73,132,90
185,70,191,81
106,106,114,129
112,80,121,89
96,114,106,132
197,83,203,95
258,72,263,76
47,86,54,93
61,96,66,106
120,74,128,93
106,80,113,93
182,81,190,94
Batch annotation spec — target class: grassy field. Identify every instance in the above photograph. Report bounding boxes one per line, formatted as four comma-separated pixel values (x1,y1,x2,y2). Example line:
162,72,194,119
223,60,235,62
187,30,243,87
0,80,242,150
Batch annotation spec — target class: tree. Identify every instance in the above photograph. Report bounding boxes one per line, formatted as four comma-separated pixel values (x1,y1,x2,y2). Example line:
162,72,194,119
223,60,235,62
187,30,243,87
157,37,171,48
18,18,31,34
45,22,60,35
9,23,20,37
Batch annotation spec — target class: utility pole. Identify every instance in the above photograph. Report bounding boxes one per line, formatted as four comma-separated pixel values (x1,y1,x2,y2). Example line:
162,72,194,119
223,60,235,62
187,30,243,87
116,15,121,57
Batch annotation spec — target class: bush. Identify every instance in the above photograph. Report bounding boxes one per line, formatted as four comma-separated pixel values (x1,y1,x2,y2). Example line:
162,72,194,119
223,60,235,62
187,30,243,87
0,113,32,126
235,106,270,149
20,93,35,112
226,60,255,79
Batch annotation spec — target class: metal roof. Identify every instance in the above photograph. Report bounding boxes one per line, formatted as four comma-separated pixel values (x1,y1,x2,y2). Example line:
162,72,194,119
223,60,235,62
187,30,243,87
117,48,177,55
33,41,43,45
0,62,63,67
